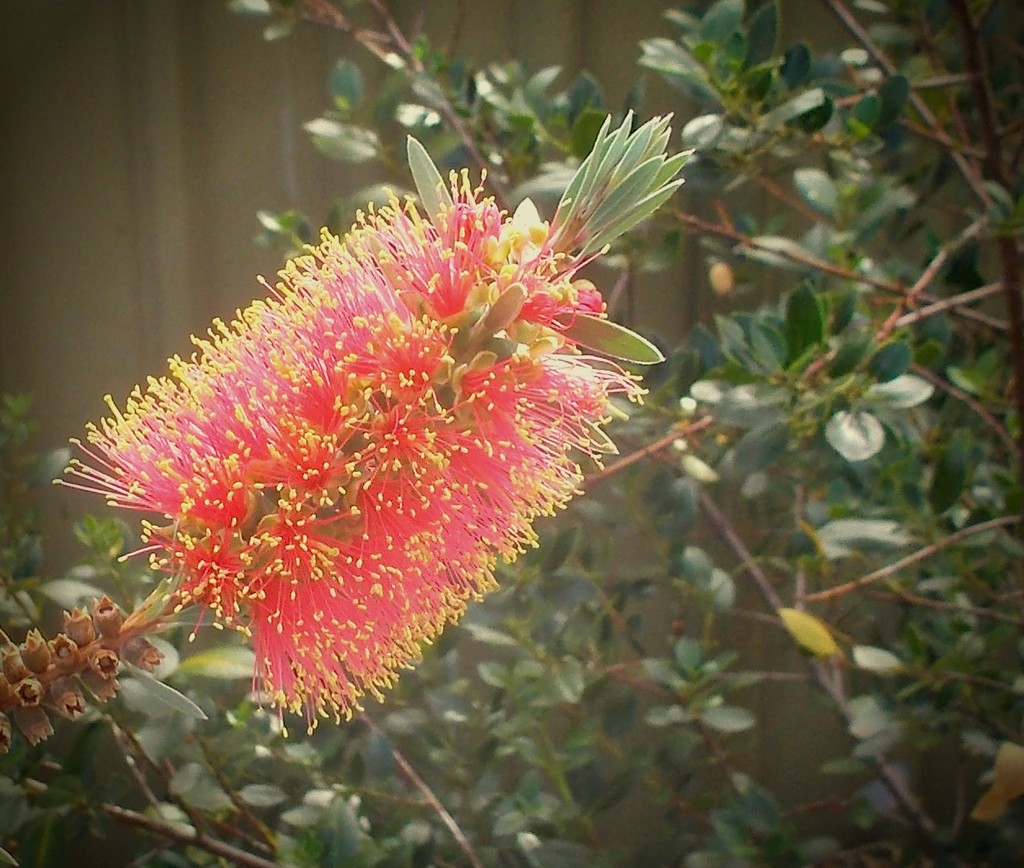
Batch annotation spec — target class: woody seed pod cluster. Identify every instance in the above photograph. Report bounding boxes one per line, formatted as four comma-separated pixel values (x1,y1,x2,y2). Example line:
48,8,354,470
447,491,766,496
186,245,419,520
0,595,163,753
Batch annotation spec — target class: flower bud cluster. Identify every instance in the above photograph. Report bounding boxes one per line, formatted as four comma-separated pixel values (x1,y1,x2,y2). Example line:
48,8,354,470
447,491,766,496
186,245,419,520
0,595,164,753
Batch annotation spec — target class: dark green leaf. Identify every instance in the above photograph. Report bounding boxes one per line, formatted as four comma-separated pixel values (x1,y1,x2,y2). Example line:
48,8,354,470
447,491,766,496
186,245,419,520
785,282,825,363
329,59,364,111
781,43,811,88
875,74,909,130
930,430,968,513
744,1,778,67
570,109,607,159
701,0,745,43
869,341,912,381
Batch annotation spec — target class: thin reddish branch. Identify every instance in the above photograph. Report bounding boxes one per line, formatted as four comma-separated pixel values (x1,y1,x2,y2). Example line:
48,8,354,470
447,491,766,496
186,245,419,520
804,515,1022,603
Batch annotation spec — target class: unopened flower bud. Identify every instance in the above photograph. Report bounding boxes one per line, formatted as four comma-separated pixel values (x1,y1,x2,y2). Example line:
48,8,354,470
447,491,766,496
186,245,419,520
64,607,96,647
0,712,10,754
123,637,163,673
14,678,43,708
13,705,53,746
49,634,81,675
88,647,120,679
1,646,30,683
92,596,123,638
81,670,119,703
48,676,86,719
20,629,52,674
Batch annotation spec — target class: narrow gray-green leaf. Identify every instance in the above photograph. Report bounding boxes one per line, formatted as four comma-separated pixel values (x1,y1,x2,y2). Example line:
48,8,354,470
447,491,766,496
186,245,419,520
406,135,453,221
127,669,208,721
562,314,665,363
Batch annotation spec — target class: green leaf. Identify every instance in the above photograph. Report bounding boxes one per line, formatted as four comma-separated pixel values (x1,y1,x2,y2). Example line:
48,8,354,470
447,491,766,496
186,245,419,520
0,846,17,867
561,314,665,363
847,695,897,740
701,0,745,42
875,74,909,130
930,429,968,513
39,577,104,609
764,88,826,128
330,59,364,111
793,168,837,219
229,0,271,15
814,518,910,560
681,114,725,150
406,135,453,221
868,341,912,381
304,119,379,163
865,374,934,408
778,608,841,657
744,1,778,67
852,645,903,676
239,784,287,808
126,670,208,721
570,109,607,159
721,420,788,478
177,646,256,680
781,43,811,88
701,704,756,733
825,410,885,462
785,282,825,362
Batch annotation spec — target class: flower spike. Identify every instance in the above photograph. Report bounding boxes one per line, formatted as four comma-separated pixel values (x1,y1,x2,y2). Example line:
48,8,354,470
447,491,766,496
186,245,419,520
63,116,684,726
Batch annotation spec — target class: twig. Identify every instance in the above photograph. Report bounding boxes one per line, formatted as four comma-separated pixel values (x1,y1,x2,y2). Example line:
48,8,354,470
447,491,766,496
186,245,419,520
875,217,987,342
894,281,1004,327
102,802,279,868
23,777,277,868
361,715,486,868
805,515,1022,603
585,417,714,488
948,0,1024,481
821,0,991,207
912,364,1016,456
697,491,942,843
675,210,1006,330
865,587,1024,627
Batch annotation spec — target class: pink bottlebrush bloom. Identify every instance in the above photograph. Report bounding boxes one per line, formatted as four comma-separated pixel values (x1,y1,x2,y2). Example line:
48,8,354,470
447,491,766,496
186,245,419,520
66,172,650,726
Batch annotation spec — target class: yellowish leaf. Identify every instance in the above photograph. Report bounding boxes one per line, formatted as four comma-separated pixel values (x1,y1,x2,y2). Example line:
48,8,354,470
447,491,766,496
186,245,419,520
971,742,1024,822
778,608,841,658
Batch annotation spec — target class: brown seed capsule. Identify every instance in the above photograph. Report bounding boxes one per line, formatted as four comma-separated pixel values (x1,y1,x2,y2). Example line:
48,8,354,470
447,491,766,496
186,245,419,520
0,712,10,754
1,646,30,684
64,607,96,647
14,678,43,708
92,596,124,638
123,637,163,673
0,674,15,709
48,676,86,719
13,705,53,746
20,629,52,675
87,647,120,679
49,634,82,675
81,670,119,703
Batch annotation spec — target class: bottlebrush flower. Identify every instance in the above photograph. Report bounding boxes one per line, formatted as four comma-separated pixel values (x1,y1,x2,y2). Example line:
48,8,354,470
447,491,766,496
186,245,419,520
64,115,684,727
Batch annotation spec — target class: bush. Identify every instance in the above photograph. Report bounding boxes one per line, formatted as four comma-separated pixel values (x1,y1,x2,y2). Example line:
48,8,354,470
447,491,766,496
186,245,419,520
2,1,1024,865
